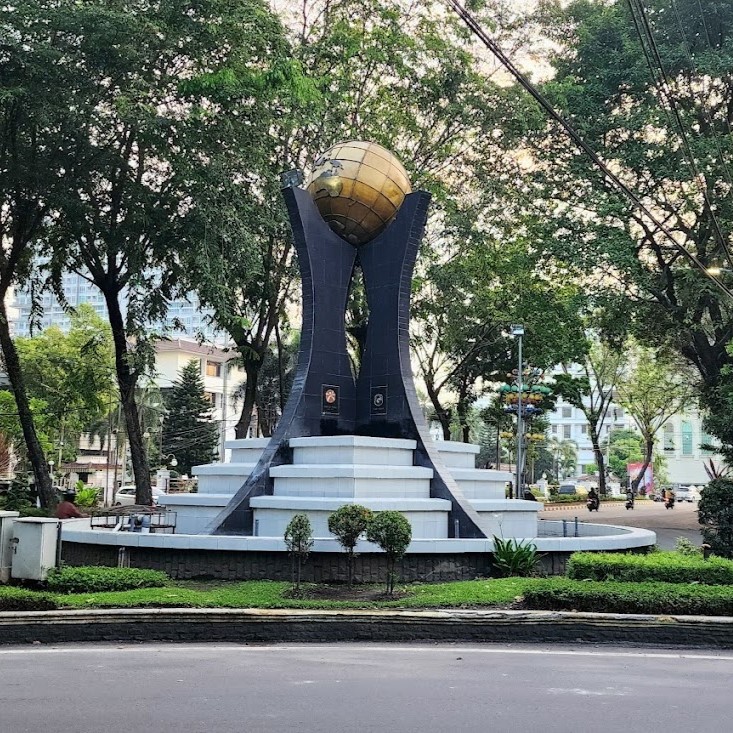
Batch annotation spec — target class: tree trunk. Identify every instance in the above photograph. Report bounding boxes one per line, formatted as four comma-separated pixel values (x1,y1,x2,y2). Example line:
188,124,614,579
235,358,260,439
590,427,607,496
425,381,451,440
632,436,654,496
0,297,55,507
103,290,152,505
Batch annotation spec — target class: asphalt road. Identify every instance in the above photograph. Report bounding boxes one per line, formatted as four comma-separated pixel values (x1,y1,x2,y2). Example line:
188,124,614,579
1,643,731,733
541,500,702,549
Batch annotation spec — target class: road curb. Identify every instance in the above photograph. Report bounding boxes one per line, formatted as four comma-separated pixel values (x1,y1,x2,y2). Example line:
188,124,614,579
1,607,732,648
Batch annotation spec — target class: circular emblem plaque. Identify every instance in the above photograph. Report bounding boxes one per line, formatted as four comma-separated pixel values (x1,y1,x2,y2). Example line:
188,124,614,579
325,389,337,404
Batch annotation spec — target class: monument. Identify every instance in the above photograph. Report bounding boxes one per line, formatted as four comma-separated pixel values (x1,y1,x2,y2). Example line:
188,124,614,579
209,141,493,537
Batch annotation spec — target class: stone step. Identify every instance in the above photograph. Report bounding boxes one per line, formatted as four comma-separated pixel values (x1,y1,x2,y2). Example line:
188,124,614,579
224,438,270,464
251,497,450,539
434,441,480,468
450,468,511,500
191,463,255,495
270,464,433,499
289,436,417,466
471,499,543,539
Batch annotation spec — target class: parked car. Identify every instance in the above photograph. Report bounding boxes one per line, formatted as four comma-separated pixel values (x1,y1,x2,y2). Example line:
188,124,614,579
113,486,165,506
674,486,699,503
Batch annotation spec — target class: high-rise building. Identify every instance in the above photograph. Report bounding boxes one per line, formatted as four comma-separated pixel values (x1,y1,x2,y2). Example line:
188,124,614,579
10,270,221,341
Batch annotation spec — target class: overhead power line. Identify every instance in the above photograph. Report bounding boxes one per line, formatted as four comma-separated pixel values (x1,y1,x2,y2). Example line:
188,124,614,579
445,0,733,299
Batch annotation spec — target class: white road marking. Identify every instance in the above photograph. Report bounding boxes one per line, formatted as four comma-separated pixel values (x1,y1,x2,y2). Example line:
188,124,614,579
1,644,732,662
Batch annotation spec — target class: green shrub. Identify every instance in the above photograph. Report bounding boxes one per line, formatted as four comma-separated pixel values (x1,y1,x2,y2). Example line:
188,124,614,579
0,586,57,611
492,537,540,578
675,537,703,558
284,514,314,593
698,478,733,558
546,494,585,503
523,578,733,615
75,486,101,509
328,504,373,587
366,511,412,595
46,566,169,594
566,551,733,585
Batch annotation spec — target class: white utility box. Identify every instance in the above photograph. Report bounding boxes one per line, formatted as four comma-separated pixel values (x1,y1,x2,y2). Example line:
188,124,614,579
10,517,61,581
0,511,20,583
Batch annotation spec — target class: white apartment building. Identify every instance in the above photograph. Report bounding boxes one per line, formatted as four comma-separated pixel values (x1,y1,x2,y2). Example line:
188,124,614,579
154,340,246,460
547,389,723,487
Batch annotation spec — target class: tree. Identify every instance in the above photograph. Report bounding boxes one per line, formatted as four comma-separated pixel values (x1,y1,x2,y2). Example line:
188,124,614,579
518,0,733,458
366,511,412,596
553,341,625,494
14,305,116,464
616,344,693,494
604,429,644,486
327,504,373,588
698,478,733,558
161,362,219,477
14,0,298,505
546,437,578,481
284,513,314,594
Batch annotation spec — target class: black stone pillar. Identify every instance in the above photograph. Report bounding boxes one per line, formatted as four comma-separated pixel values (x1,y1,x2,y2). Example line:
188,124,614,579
209,187,356,535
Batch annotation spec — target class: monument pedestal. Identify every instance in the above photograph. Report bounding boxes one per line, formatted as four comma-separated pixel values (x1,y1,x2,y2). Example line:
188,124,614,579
158,437,541,539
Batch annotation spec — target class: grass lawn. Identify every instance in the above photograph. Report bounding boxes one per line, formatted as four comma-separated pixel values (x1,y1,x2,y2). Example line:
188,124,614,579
53,578,539,610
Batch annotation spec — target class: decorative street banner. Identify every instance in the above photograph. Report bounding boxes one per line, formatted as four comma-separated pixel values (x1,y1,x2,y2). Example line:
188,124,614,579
627,462,654,493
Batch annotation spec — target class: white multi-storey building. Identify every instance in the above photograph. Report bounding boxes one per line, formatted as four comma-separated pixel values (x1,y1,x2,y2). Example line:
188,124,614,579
546,383,723,486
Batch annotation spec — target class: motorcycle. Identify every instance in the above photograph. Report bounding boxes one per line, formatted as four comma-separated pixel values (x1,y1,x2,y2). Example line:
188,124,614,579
665,497,675,509
625,494,635,510
586,496,600,512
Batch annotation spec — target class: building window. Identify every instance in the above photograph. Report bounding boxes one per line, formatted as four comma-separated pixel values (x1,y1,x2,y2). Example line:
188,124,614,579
551,425,558,435
563,425,571,440
701,431,716,456
204,391,217,407
681,421,693,456
561,407,572,419
663,423,675,453
580,424,588,435
205,360,221,377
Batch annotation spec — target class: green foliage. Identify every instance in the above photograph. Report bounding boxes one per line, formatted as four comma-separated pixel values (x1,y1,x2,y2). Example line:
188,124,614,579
46,566,169,594
567,551,733,585
2,475,35,512
161,361,219,475
74,486,100,509
604,429,643,484
492,537,540,578
675,537,703,558
328,504,374,587
366,511,412,594
523,578,733,616
546,494,585,504
0,587,57,612
284,513,314,593
698,478,733,558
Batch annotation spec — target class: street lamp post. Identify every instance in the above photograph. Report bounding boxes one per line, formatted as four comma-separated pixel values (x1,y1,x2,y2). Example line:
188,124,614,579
511,324,524,499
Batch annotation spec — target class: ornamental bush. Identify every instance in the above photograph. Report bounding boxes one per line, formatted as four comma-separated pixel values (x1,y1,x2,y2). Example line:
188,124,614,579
492,537,540,578
0,586,57,611
46,566,169,594
366,511,412,595
523,578,733,616
698,478,733,558
284,513,314,594
567,551,733,585
328,504,373,587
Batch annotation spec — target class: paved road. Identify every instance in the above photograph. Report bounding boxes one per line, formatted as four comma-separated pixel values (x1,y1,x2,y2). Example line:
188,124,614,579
1,643,731,733
541,500,701,549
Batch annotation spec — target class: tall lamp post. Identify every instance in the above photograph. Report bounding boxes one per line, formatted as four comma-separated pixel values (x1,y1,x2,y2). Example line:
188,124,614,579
511,324,524,499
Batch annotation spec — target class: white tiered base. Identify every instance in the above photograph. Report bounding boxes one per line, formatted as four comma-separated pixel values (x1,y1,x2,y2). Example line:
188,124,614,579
158,436,541,538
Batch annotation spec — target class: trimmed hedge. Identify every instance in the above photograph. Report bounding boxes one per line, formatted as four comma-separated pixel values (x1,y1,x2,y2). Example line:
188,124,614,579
46,566,169,594
523,578,733,615
567,551,733,585
0,586,57,611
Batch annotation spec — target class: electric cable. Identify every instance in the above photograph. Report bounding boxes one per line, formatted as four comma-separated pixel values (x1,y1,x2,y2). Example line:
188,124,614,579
444,0,733,299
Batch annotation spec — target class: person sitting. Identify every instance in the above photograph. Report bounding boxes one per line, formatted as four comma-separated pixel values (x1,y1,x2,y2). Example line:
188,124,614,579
587,487,599,507
55,491,88,520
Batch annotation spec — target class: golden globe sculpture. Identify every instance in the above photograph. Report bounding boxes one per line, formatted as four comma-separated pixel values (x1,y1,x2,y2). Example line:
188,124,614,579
306,141,412,246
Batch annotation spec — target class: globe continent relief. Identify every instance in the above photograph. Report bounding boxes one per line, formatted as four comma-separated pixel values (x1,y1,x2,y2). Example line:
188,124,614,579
306,141,412,245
